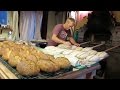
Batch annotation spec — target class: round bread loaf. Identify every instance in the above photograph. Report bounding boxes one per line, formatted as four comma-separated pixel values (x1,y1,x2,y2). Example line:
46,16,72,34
46,54,55,60
2,48,12,60
37,59,60,72
8,51,22,67
52,57,71,69
0,44,10,56
0,42,3,47
0,47,3,55
17,60,40,76
57,44,72,49
19,49,30,58
25,54,38,63
75,47,83,51
37,51,50,60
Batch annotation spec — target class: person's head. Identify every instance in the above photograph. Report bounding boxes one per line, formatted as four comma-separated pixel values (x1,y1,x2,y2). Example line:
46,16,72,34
63,18,75,30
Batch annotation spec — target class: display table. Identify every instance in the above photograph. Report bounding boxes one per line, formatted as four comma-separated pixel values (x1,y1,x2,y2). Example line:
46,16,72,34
0,58,100,79
48,64,100,79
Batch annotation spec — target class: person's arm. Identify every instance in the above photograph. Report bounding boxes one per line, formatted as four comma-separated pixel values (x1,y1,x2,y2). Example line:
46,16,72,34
69,37,80,46
52,34,71,45
52,34,65,44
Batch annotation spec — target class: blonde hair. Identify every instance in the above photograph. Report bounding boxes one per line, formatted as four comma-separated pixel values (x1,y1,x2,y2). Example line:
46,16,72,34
66,18,75,23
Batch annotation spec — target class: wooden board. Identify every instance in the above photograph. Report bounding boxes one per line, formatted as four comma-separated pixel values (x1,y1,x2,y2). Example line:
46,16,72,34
0,62,18,79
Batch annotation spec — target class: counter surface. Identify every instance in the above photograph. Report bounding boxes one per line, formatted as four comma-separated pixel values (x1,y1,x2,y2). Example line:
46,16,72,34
0,59,100,79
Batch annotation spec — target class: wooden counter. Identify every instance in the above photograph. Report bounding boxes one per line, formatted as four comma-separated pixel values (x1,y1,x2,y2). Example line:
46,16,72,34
0,62,18,79
49,64,101,79
0,60,100,79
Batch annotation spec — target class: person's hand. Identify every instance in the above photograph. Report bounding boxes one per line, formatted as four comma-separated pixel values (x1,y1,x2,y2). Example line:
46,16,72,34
64,41,71,46
74,43,80,47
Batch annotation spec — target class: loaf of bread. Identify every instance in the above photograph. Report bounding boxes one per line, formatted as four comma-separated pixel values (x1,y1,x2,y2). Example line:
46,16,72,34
54,54,65,59
2,48,12,60
88,55,100,62
69,51,81,57
8,51,22,67
64,55,78,66
0,44,10,56
52,57,71,69
62,50,73,55
75,47,83,51
96,52,109,59
0,47,3,55
44,46,57,51
76,51,86,58
0,42,3,47
39,52,50,60
17,60,40,76
57,44,72,49
87,50,97,55
37,59,60,72
77,53,90,59
18,50,30,59
85,55,95,60
46,54,55,60
25,54,38,63
71,45,77,50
